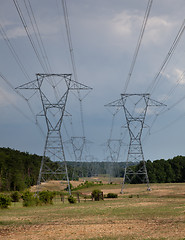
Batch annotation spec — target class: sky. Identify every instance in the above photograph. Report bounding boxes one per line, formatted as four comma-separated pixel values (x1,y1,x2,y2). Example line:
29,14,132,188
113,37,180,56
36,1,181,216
1,0,185,162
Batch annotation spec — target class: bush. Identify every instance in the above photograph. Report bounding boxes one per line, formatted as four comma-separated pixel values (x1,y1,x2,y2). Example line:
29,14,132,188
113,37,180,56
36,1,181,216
106,193,118,198
22,190,36,207
91,189,103,201
73,181,103,191
11,191,20,202
0,194,11,209
68,195,76,204
64,183,73,192
39,191,55,205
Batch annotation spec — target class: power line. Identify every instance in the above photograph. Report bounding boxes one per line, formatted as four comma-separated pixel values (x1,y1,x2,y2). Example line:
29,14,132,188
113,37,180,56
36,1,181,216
61,0,88,138
147,18,185,95
23,0,55,77
13,0,50,74
150,112,185,136
123,0,153,93
143,92,185,141
139,18,185,144
0,72,45,137
0,73,34,123
119,0,153,151
24,0,61,101
0,23,31,82
61,0,78,83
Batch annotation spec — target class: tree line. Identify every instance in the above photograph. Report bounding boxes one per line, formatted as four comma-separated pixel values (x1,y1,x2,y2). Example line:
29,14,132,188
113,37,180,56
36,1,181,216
146,156,185,183
0,148,41,191
0,147,185,191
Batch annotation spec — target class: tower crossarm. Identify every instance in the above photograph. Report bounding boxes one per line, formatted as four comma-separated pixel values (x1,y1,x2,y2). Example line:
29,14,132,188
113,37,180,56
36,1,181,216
15,79,39,90
69,80,92,91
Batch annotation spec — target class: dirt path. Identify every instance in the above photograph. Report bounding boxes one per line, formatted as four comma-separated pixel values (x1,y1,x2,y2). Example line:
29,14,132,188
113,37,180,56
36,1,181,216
1,217,185,240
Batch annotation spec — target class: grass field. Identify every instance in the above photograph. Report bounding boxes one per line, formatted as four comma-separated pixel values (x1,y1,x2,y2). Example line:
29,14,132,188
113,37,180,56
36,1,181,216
0,181,185,240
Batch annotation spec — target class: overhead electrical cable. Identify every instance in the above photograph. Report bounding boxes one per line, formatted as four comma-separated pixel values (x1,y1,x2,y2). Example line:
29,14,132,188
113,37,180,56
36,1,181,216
0,72,45,137
123,0,153,93
0,87,34,124
0,73,34,123
24,0,54,75
114,0,153,153
121,0,153,132
0,23,32,82
61,0,86,138
150,112,185,136
0,72,28,101
61,0,78,83
24,0,60,101
146,18,185,95
13,0,60,135
140,18,185,145
156,71,185,116
55,0,72,70
0,21,40,117
13,0,50,75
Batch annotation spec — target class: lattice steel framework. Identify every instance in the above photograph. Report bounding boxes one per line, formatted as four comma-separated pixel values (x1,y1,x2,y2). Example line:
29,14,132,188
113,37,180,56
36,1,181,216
16,73,91,194
106,93,165,193
107,139,122,183
68,136,86,179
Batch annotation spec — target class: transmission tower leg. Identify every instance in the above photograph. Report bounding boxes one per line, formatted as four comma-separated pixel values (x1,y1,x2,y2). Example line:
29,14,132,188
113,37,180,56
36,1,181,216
120,165,127,194
36,131,72,195
64,161,71,195
59,134,71,195
36,157,44,194
143,161,151,191
109,163,112,184
36,134,49,194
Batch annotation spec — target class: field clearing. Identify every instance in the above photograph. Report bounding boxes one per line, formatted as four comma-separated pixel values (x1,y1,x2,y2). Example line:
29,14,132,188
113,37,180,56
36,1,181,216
0,182,185,240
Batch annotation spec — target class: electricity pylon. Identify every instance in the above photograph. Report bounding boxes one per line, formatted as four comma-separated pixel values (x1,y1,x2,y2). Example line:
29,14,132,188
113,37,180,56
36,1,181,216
67,136,86,179
107,139,122,183
16,73,91,194
106,93,166,193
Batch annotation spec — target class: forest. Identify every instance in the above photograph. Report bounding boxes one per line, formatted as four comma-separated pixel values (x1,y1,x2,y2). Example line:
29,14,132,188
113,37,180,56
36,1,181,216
0,147,185,191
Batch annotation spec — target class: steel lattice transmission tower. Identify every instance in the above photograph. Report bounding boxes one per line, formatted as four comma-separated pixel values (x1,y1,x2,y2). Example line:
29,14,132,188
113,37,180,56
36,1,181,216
16,73,91,194
107,139,122,183
106,93,165,193
67,136,86,179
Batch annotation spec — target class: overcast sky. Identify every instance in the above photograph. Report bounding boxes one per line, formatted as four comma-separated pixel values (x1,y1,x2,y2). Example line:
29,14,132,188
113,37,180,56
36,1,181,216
1,0,185,162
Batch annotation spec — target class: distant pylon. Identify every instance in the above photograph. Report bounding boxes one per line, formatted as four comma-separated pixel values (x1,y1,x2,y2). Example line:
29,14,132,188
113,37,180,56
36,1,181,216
106,93,166,193
107,139,122,183
16,73,92,194
67,136,86,179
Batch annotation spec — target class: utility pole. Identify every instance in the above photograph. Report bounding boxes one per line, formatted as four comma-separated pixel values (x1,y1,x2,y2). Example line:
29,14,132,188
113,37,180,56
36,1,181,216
16,73,91,194
106,93,165,193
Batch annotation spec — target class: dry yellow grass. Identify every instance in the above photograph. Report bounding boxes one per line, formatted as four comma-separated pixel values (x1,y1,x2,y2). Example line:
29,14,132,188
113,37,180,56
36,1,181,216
1,181,185,240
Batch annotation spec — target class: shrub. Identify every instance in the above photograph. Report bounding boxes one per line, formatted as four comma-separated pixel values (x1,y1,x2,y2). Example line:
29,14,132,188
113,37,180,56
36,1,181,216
107,193,118,198
0,194,11,209
22,190,36,207
91,189,103,201
64,183,73,192
11,191,20,202
73,181,103,191
34,196,41,206
68,195,76,204
39,191,54,205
